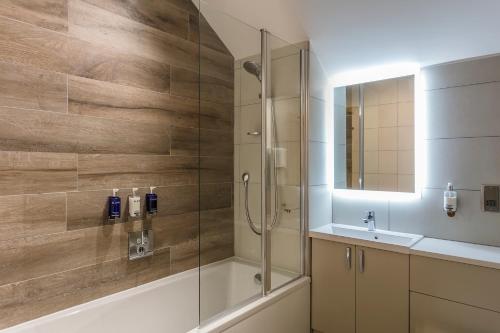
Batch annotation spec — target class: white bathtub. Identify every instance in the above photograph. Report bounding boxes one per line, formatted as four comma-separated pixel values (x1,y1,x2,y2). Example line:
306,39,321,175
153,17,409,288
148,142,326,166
1,258,309,333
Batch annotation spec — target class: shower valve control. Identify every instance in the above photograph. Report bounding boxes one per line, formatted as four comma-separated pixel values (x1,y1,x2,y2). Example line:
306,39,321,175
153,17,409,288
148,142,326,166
128,230,154,260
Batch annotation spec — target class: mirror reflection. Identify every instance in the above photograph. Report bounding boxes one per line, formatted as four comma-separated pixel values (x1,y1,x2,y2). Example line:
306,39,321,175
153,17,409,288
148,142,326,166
334,75,415,192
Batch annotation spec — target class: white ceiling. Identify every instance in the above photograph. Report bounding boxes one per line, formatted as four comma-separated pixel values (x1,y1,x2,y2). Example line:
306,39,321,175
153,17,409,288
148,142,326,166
204,0,500,78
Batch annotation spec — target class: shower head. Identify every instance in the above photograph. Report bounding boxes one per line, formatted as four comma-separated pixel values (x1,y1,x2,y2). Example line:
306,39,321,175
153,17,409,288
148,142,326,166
243,61,261,82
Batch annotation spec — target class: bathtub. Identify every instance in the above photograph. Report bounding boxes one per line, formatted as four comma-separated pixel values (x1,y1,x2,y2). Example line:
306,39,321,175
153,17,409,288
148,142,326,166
1,258,310,333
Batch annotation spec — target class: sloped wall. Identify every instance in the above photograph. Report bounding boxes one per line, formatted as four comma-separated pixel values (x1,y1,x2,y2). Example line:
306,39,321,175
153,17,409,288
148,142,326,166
0,0,234,329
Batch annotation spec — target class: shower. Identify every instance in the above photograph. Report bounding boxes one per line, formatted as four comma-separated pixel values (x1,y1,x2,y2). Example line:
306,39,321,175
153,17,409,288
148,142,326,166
243,60,262,82
242,60,280,236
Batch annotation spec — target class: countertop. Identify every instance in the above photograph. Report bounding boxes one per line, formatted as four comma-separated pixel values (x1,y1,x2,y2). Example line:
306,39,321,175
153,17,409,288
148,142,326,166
310,224,500,270
410,237,500,270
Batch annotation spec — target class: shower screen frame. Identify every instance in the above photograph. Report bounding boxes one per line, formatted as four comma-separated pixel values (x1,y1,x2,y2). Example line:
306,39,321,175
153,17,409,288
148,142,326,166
260,30,310,295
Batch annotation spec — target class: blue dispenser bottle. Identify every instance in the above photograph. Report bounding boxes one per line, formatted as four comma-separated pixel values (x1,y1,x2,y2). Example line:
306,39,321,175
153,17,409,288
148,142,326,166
146,186,158,215
108,188,121,220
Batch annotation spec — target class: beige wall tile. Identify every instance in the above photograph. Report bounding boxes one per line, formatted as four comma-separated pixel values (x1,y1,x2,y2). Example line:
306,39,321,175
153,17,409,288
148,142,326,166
378,103,398,127
398,126,414,150
379,127,398,150
379,151,397,174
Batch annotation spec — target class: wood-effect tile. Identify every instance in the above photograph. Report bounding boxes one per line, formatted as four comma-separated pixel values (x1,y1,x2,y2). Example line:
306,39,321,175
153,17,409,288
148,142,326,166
77,155,198,190
0,193,66,241
0,62,67,113
0,0,68,32
80,0,189,39
0,107,170,155
67,37,171,93
0,151,76,195
69,76,197,127
0,16,69,73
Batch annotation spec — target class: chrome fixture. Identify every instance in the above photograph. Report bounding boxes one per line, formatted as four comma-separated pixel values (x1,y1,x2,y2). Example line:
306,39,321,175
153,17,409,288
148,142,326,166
260,29,272,295
243,60,262,82
128,230,154,260
358,85,365,189
300,49,310,276
242,172,280,235
241,37,281,241
363,211,376,231
254,273,262,285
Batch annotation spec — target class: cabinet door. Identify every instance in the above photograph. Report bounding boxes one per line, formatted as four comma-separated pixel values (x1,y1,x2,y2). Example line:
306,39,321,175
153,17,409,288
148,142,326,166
356,247,409,333
311,239,355,333
410,292,500,333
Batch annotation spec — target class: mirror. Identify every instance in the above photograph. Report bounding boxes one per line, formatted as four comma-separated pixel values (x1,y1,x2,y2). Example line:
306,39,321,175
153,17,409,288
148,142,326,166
333,75,415,193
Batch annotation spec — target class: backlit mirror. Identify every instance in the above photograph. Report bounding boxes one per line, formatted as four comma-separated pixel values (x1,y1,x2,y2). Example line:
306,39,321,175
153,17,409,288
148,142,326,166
333,75,415,193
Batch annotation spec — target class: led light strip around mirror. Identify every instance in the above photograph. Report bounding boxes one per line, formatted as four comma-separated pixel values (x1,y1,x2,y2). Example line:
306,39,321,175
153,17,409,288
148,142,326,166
328,63,425,201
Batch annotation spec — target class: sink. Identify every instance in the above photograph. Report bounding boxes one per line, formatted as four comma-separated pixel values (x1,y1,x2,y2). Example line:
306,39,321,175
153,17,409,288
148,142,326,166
309,224,423,254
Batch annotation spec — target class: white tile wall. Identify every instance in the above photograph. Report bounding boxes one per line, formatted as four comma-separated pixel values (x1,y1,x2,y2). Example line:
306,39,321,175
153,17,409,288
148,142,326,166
239,143,261,183
309,142,329,186
309,185,332,229
272,53,301,99
328,54,500,247
425,137,500,190
274,98,301,142
309,50,332,230
425,81,500,139
240,103,261,144
332,194,389,229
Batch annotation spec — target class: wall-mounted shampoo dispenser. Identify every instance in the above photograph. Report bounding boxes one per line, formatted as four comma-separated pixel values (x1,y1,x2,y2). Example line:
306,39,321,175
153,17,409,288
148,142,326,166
129,188,141,217
108,188,121,220
146,186,158,215
444,183,457,217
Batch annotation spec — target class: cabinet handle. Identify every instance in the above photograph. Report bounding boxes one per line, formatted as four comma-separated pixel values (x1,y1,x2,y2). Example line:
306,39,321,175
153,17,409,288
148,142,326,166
359,249,365,273
345,247,352,270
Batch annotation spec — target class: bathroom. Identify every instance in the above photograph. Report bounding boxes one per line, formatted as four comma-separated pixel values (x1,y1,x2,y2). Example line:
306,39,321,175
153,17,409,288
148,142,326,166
0,0,499,332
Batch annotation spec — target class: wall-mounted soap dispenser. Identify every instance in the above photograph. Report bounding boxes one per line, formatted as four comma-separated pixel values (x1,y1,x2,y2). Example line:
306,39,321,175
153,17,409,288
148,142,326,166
146,186,158,216
444,183,457,217
108,188,121,220
129,188,141,217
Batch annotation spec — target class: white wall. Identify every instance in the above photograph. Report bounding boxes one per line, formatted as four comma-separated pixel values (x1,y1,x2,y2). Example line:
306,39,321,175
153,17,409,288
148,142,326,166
331,54,500,247
308,50,332,230
291,0,500,76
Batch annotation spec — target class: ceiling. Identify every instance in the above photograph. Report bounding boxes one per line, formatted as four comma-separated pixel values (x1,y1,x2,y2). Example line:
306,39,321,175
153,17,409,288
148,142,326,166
204,0,500,79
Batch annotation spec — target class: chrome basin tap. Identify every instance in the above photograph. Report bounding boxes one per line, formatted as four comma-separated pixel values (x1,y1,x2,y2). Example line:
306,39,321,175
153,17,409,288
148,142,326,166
363,211,376,231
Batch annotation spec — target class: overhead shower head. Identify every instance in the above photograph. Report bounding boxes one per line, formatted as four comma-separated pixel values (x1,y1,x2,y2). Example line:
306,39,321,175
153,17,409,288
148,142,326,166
243,61,262,82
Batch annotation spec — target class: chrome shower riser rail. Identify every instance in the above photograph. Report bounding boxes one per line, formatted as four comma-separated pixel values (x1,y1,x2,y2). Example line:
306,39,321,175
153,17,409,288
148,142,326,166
300,48,310,276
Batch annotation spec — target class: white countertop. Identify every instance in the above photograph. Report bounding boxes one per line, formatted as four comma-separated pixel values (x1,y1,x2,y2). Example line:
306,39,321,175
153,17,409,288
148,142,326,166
410,237,500,270
309,224,423,254
310,224,500,270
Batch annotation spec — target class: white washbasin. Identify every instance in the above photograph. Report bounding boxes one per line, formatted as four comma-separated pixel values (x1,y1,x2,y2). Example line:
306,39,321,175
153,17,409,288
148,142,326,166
309,223,423,254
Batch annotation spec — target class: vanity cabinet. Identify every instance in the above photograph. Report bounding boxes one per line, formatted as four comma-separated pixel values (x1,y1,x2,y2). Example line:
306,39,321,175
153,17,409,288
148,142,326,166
312,239,356,333
312,239,409,333
410,255,500,333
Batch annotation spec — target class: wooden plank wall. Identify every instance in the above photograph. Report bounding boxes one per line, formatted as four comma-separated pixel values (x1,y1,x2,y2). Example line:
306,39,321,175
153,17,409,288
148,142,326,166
0,0,234,329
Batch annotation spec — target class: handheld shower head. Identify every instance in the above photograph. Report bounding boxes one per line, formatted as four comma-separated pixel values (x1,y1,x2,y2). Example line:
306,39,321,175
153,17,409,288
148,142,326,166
243,61,261,82
242,173,250,184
